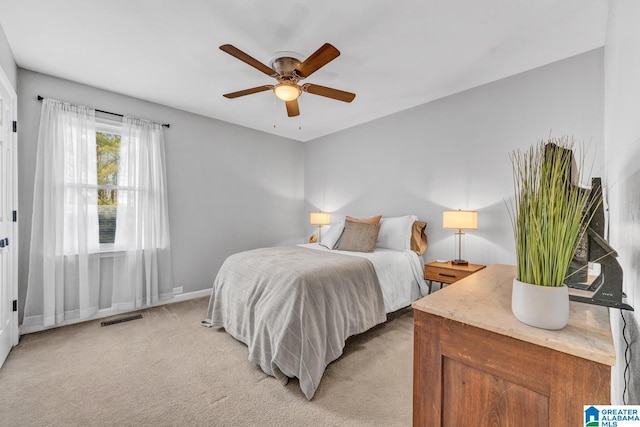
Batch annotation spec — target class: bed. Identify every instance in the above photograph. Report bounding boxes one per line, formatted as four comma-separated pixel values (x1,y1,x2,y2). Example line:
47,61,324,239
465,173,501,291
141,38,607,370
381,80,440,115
203,215,428,399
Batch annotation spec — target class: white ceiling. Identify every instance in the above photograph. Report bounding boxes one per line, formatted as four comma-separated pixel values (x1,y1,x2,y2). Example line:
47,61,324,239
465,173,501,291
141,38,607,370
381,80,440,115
0,1,609,142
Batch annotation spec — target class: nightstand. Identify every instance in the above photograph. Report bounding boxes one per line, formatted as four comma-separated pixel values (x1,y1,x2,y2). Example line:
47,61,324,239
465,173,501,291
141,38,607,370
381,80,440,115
424,261,486,294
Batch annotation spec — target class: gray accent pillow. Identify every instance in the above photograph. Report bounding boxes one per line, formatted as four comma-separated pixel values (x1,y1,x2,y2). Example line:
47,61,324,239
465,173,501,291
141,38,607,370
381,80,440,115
336,220,380,253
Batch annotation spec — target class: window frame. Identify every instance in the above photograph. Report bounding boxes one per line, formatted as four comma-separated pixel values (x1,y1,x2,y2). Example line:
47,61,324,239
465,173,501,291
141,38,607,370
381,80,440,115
95,117,123,252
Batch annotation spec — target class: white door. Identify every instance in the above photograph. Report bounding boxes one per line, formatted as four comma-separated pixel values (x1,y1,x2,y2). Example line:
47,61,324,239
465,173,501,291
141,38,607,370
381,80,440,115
0,66,17,370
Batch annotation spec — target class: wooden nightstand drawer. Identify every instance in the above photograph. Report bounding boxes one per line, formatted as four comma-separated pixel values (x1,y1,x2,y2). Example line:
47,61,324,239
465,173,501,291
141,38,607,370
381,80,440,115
424,261,486,287
425,265,471,283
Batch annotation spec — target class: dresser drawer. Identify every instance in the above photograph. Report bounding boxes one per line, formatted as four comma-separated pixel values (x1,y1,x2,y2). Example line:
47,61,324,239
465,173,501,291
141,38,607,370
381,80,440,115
425,265,472,284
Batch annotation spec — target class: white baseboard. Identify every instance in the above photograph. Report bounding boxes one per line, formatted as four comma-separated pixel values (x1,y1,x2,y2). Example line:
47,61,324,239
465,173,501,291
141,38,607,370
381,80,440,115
19,287,212,335
173,288,211,301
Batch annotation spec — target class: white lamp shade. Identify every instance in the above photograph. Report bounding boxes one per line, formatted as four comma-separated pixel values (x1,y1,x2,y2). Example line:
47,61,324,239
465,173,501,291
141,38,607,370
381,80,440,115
274,82,301,101
442,210,478,230
310,212,331,225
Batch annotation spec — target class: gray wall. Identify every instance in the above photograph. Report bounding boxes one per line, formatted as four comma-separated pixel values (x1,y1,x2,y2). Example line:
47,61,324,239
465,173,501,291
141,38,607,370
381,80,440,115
17,69,305,320
604,0,640,405
304,49,604,267
0,24,16,91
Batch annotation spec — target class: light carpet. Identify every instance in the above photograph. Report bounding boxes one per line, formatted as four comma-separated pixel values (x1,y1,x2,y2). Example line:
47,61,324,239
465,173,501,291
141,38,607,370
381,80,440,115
0,297,414,426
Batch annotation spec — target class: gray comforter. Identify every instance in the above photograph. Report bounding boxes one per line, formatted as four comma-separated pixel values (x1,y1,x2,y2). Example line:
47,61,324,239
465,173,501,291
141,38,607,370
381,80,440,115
204,245,386,400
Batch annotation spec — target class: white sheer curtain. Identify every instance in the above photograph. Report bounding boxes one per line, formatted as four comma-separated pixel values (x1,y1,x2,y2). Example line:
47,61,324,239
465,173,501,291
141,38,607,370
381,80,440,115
24,102,174,329
24,99,100,327
111,116,174,309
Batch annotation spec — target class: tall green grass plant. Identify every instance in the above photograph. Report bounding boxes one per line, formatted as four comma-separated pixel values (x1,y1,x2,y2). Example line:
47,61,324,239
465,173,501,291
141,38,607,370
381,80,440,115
509,137,598,287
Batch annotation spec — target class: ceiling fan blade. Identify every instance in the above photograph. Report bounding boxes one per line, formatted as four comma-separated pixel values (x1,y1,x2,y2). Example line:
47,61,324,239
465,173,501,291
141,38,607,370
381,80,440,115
285,99,300,117
220,44,277,77
223,85,273,99
302,83,356,103
295,43,340,78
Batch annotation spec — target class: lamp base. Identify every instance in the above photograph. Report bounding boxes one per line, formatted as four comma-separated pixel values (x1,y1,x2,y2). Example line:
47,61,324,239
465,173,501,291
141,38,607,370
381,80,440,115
451,259,469,266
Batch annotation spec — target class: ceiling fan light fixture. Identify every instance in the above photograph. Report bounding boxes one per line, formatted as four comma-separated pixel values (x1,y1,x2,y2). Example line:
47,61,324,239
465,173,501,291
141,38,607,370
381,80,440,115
274,81,301,101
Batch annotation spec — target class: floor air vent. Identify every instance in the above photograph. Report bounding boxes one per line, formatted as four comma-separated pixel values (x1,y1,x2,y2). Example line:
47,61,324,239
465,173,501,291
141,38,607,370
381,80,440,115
101,314,143,327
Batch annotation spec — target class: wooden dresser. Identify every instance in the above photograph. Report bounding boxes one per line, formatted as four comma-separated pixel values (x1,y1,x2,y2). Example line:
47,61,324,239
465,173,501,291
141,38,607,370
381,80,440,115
412,264,615,427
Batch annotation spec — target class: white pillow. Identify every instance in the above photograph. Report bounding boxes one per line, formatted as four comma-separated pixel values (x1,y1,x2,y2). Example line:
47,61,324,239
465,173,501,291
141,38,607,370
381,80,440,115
376,215,417,251
320,219,345,249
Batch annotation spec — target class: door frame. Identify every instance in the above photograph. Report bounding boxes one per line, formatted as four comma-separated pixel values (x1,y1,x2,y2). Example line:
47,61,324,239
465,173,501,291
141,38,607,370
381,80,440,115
0,63,18,369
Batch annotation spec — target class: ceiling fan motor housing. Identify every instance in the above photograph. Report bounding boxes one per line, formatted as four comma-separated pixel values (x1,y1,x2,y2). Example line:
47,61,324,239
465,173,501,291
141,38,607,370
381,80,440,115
270,56,302,80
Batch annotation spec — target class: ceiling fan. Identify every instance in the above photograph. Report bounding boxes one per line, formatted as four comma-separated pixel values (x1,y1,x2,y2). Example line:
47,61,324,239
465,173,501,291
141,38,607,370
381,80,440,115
219,43,356,117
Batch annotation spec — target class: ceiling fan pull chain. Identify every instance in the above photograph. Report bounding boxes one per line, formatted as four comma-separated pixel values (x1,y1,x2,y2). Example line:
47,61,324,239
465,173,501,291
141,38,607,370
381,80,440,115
273,93,277,128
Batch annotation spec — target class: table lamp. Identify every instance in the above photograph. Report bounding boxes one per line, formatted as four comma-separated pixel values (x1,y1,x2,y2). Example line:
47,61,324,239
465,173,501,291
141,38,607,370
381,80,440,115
310,212,331,242
442,209,478,265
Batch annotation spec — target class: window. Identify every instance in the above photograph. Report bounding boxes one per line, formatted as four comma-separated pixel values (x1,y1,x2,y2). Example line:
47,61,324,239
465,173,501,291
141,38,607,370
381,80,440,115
96,119,122,246
26,99,174,326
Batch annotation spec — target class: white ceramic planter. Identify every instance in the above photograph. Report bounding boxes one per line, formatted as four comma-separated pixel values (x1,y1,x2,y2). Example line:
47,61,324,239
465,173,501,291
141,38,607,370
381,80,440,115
511,278,569,330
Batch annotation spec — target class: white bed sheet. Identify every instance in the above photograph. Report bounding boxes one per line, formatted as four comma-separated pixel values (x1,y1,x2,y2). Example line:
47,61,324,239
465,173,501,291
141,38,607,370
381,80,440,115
297,243,429,312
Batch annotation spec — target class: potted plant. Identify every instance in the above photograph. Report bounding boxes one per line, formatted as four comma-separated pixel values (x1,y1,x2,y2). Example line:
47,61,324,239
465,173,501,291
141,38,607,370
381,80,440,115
508,136,599,330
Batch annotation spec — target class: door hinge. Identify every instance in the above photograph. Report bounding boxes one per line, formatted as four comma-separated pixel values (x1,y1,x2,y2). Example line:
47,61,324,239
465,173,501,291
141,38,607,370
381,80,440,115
12,210,16,222
12,300,17,312
12,121,17,133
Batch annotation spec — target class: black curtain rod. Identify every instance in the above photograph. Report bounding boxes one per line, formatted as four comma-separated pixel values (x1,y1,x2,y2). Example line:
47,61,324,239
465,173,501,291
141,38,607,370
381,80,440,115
37,95,170,128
